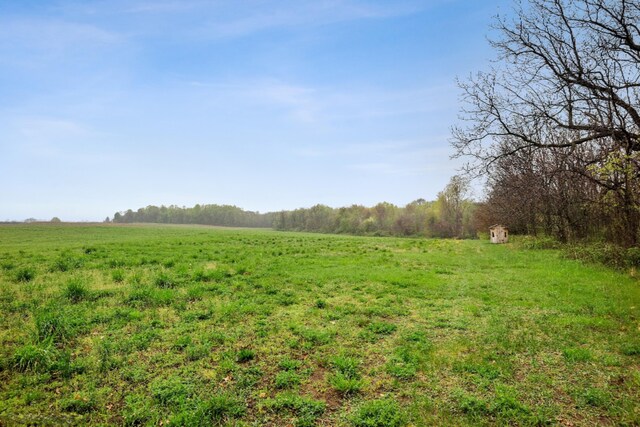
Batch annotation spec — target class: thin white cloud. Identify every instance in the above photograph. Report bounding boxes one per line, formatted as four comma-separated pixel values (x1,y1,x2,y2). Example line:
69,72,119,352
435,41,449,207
0,19,121,52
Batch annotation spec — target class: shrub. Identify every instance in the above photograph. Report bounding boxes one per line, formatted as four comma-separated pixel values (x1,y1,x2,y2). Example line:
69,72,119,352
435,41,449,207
349,399,406,427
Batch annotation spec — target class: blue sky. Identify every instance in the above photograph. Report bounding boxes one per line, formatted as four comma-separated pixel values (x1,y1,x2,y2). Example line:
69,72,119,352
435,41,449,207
0,0,508,221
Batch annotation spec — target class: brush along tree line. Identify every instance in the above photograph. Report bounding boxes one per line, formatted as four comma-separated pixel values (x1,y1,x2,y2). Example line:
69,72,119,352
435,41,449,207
111,176,477,239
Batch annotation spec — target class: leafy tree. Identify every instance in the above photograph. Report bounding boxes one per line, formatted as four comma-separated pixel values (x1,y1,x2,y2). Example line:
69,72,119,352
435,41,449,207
452,0,640,246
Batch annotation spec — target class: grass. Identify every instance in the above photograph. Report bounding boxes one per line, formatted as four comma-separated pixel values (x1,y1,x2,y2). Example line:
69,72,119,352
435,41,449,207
0,223,639,425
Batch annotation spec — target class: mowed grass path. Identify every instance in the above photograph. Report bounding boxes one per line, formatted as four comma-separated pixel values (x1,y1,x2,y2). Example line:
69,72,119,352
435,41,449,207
0,224,639,426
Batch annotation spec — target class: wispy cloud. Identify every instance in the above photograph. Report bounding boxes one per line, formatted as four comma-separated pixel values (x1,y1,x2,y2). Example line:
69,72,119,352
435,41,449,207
0,19,121,52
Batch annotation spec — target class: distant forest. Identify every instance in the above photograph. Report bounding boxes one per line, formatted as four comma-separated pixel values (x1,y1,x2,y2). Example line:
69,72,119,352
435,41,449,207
111,176,479,238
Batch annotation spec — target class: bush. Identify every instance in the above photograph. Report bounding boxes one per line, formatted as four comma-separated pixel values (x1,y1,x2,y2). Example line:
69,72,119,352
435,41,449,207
516,235,561,250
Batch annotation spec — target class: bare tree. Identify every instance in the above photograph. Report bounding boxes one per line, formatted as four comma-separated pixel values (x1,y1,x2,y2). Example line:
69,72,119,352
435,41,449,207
453,0,640,245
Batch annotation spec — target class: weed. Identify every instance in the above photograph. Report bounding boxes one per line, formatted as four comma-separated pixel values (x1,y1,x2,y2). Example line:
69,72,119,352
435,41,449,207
275,370,301,389
349,398,406,427
279,357,302,371
621,342,640,356
111,269,125,283
13,343,55,372
265,392,325,426
562,347,593,362
367,320,397,336
186,344,209,361
236,348,255,363
150,377,193,406
60,392,96,414
34,308,75,344
63,278,89,303
14,267,35,283
122,393,153,426
51,254,83,272
197,393,246,424
154,270,177,288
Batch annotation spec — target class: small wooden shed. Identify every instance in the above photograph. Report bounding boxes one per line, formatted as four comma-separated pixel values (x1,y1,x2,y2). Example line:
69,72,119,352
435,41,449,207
489,225,508,244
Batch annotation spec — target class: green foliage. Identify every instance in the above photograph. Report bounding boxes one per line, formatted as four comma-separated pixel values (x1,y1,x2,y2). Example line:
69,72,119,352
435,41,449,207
63,278,89,303
13,343,55,372
516,235,562,250
111,269,125,283
562,347,593,363
275,370,301,389
51,254,83,272
329,355,364,395
349,399,406,427
34,308,75,344
154,270,177,288
59,392,96,414
14,266,35,282
196,393,246,424
236,348,255,363
367,321,397,335
150,376,193,406
264,393,325,426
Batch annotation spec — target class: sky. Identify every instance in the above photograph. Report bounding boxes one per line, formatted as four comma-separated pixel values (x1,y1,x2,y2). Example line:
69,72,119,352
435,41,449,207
0,0,509,221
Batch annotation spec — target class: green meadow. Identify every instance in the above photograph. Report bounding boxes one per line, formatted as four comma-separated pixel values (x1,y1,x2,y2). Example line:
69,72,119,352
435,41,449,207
0,224,639,426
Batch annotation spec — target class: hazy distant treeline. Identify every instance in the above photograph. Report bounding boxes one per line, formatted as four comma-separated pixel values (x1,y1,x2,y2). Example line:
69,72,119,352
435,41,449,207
273,199,476,238
112,204,275,228
112,177,478,238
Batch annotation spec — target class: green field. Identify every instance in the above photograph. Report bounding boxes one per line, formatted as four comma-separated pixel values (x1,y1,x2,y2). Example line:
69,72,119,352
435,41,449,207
0,224,639,426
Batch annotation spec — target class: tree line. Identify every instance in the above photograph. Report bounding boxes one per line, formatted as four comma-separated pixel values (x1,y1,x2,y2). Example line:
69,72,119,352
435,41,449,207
112,176,478,238
111,204,275,228
453,0,640,247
